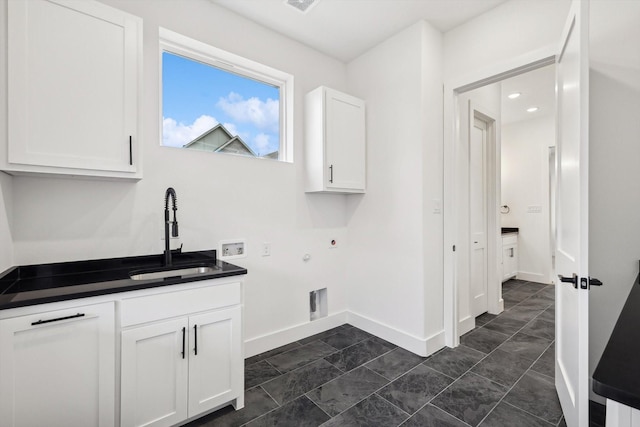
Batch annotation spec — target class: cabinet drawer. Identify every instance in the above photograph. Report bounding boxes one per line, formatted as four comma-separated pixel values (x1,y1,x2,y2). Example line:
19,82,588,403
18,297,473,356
121,282,240,327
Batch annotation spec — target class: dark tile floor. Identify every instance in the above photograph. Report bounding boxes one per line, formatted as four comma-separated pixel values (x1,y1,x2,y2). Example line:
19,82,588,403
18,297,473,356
187,279,604,427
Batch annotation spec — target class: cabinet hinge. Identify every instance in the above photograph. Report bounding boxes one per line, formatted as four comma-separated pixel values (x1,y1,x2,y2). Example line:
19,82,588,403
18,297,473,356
453,245,456,252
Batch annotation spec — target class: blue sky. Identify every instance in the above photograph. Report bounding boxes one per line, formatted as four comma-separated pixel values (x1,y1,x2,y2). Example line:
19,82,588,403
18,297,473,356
162,52,280,156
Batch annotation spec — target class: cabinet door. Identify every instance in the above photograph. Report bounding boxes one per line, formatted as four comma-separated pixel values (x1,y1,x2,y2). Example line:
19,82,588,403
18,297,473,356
503,244,517,280
188,306,243,417
0,302,115,427
325,88,366,191
502,245,512,281
121,318,188,427
8,0,140,175
508,244,518,278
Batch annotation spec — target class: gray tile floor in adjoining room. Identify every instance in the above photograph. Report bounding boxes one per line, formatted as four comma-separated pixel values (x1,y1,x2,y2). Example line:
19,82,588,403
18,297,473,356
186,279,569,427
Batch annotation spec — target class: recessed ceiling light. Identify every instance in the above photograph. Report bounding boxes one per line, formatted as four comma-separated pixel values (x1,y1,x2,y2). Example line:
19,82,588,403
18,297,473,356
508,92,521,99
284,0,321,13
527,106,539,113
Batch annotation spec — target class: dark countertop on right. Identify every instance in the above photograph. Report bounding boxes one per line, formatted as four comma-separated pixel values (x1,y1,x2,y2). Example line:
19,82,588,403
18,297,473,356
592,269,640,409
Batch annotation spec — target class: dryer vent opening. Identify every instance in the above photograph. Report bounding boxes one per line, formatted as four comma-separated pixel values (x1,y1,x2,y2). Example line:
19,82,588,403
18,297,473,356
309,288,327,321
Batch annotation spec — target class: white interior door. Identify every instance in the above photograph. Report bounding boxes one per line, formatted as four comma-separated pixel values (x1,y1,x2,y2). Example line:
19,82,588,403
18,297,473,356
470,117,489,316
555,1,590,426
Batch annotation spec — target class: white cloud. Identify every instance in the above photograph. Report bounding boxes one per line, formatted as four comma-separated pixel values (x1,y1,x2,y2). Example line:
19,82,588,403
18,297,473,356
222,122,240,137
162,115,219,147
253,133,271,153
217,92,279,132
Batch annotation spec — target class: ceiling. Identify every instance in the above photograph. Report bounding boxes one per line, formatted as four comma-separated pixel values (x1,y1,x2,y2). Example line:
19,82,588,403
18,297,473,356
211,0,508,62
501,64,556,125
209,0,554,124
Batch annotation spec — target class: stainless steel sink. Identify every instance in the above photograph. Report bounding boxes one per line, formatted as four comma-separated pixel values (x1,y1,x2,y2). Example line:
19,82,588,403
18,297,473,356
130,265,218,281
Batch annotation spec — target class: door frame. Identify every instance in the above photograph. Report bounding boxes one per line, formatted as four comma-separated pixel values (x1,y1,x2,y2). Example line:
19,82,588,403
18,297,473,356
443,47,557,346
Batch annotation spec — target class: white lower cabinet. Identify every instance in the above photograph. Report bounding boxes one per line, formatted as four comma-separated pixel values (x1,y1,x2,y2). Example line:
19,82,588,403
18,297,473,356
0,278,244,427
502,233,518,281
121,318,188,427
605,399,640,427
120,284,243,427
0,301,116,427
188,308,242,417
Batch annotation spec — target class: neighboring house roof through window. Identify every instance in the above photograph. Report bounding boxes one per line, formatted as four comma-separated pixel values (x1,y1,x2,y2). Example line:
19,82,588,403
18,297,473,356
183,123,257,157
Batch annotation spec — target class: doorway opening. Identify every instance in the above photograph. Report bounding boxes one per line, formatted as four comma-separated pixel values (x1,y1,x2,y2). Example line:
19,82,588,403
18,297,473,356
452,64,557,340
443,52,557,348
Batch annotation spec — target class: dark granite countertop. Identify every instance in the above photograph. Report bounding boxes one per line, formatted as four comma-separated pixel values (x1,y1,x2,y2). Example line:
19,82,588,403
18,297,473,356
0,250,247,310
592,269,640,409
501,227,519,234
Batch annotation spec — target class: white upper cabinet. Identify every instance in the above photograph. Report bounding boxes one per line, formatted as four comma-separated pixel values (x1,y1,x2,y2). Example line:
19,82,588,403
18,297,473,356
5,0,142,179
305,86,366,193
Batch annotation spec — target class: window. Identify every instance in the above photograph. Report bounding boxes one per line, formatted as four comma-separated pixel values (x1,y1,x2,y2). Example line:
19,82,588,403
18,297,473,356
159,28,293,162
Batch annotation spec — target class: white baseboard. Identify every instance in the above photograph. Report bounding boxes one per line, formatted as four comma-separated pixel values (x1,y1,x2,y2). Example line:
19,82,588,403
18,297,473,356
347,311,445,357
517,271,551,284
458,315,475,336
489,298,504,315
244,311,348,358
245,310,446,359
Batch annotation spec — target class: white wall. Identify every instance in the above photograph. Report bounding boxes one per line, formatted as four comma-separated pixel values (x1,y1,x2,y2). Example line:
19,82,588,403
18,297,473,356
444,0,570,82
588,0,640,403
1,0,351,356
345,21,444,355
501,114,555,284
420,22,446,345
0,173,12,271
0,2,12,271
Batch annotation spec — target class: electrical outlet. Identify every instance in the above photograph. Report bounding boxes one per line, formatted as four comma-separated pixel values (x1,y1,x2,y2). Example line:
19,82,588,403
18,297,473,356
329,239,338,249
262,242,271,257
